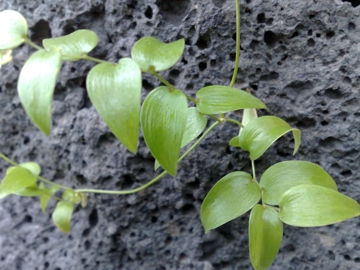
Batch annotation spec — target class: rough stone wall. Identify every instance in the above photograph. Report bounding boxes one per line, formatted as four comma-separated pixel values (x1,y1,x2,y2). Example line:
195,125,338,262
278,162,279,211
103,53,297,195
1,0,360,269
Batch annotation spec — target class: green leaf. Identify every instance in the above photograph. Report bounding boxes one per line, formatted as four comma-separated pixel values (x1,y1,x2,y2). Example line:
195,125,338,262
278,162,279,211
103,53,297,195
154,107,207,170
279,185,360,227
15,185,43,197
240,107,258,134
249,205,283,270
196,86,266,114
141,86,187,176
131,36,185,72
0,167,37,199
40,184,59,213
18,162,41,176
86,58,142,153
0,49,13,68
239,116,301,160
52,201,74,233
0,10,28,50
18,48,62,135
62,189,82,204
260,161,337,205
43,29,98,61
229,136,241,147
200,171,262,233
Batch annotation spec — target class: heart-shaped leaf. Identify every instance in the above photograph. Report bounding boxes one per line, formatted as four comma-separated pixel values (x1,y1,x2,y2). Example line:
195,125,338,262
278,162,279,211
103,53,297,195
43,29,98,61
52,201,74,233
239,116,301,160
154,107,207,170
279,185,360,227
249,205,283,270
0,10,28,50
260,161,337,205
87,58,142,153
0,167,37,199
196,86,266,115
131,36,185,72
141,86,187,176
201,171,262,233
18,48,62,135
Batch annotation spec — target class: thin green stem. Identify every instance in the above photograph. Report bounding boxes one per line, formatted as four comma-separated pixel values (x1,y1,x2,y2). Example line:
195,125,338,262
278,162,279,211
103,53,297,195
206,114,223,122
225,118,244,128
230,0,241,88
23,36,43,50
81,54,109,64
151,70,176,89
251,159,257,182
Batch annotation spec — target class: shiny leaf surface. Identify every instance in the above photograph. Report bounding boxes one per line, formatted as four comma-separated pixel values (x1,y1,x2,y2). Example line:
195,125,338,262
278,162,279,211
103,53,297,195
43,29,98,61
0,167,37,199
87,58,142,153
196,86,266,114
260,161,337,205
18,48,62,135
141,86,187,176
52,201,74,233
0,10,28,50
131,36,184,72
249,205,283,270
239,116,301,160
279,185,360,227
201,171,262,233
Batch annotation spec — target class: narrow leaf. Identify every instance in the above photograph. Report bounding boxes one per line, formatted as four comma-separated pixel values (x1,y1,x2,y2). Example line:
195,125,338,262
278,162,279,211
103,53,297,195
141,86,187,176
200,171,262,233
0,10,28,50
240,107,258,135
239,116,301,160
87,58,142,153
18,48,62,135
0,167,37,199
260,161,337,205
40,184,59,213
15,185,43,197
43,29,98,61
52,201,74,233
249,205,283,270
131,36,185,72
196,86,266,114
279,185,360,227
154,107,207,170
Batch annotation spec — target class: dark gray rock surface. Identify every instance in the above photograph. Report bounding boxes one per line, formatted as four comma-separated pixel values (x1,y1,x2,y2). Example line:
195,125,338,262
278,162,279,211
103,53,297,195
1,0,360,269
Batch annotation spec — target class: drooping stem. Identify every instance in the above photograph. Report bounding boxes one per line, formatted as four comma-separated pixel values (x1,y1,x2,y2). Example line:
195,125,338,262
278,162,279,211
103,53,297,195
81,54,109,64
225,118,244,128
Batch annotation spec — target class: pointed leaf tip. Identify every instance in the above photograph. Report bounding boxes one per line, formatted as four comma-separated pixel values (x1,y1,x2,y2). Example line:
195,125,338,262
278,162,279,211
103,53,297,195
141,86,187,176
18,48,62,135
131,36,185,72
87,58,141,153
201,171,261,232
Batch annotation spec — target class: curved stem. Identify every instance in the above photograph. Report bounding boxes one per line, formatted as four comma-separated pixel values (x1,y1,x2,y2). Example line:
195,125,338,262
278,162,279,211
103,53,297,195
23,36,43,50
81,54,109,64
229,0,241,88
225,118,244,128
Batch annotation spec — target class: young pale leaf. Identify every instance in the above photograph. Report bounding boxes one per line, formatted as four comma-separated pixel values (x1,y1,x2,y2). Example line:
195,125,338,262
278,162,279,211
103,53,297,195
0,167,37,199
200,171,262,233
249,205,283,270
43,30,98,61
0,10,28,50
240,107,258,134
239,116,301,160
279,185,360,227
260,161,337,205
15,185,43,197
40,184,59,213
154,107,207,170
18,48,62,135
196,86,266,114
131,36,184,72
0,49,13,68
141,86,187,176
62,189,82,204
52,201,74,233
87,58,141,153
18,162,41,176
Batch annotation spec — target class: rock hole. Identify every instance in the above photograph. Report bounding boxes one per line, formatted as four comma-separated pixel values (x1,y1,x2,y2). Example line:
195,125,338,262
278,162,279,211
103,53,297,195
342,0,360,7
30,20,52,44
142,79,154,91
341,170,352,177
264,31,278,48
116,174,133,189
308,29,313,36
156,0,191,25
326,31,335,39
44,262,49,268
169,69,180,78
145,6,153,19
257,13,266,23
89,208,98,227
307,38,315,47
344,254,351,260
84,240,91,250
348,22,356,30
324,88,343,99
82,228,91,237
75,174,86,184
196,33,211,50
151,216,158,223
198,62,207,71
